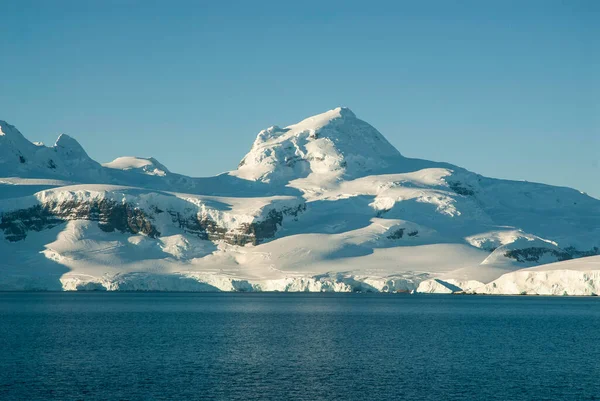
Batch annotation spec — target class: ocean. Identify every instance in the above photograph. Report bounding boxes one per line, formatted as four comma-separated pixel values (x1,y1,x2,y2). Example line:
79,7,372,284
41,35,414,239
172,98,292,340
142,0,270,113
1,293,599,400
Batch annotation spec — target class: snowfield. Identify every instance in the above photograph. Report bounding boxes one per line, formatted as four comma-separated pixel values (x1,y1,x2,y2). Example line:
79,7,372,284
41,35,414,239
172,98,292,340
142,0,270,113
475,256,600,296
0,108,598,293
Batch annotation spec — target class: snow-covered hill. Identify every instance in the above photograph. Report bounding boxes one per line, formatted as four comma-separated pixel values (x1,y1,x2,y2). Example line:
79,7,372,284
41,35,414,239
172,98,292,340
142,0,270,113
1,108,598,293
103,157,170,177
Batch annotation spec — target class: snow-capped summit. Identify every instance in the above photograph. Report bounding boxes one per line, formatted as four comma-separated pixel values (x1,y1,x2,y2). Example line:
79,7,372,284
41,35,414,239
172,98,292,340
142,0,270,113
0,121,103,179
54,134,86,153
232,107,402,184
53,134,97,169
0,120,23,138
103,156,170,177
0,120,34,150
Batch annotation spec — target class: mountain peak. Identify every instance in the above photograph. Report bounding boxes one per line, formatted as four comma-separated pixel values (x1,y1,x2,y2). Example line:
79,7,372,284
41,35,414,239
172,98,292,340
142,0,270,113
336,106,356,117
53,134,92,163
232,108,402,184
0,120,28,143
103,156,170,177
0,120,102,177
284,107,356,133
0,120,11,136
55,134,85,151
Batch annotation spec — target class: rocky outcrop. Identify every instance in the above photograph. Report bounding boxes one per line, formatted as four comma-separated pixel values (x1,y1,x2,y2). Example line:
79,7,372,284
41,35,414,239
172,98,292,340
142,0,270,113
238,205,305,245
0,186,306,246
504,247,572,263
564,246,600,258
447,180,475,196
0,205,63,241
1,199,305,245
387,228,405,239
386,227,418,240
0,199,160,241
168,203,305,245
504,246,599,263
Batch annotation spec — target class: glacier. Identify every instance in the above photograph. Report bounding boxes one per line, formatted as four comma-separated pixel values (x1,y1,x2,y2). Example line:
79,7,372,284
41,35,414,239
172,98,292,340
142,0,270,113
0,107,599,294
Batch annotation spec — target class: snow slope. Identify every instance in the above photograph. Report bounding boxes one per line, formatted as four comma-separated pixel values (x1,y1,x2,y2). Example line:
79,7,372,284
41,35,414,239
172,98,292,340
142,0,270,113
475,256,600,296
0,108,598,293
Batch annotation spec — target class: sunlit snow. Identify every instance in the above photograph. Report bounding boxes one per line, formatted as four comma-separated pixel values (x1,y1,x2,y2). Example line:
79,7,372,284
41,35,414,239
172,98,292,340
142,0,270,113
0,109,598,293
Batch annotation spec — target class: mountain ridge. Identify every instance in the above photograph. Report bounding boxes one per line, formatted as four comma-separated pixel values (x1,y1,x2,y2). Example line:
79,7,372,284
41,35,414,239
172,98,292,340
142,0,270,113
1,108,598,294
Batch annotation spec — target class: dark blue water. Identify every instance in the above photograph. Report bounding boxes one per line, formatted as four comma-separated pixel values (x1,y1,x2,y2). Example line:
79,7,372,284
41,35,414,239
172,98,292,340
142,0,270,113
0,293,599,401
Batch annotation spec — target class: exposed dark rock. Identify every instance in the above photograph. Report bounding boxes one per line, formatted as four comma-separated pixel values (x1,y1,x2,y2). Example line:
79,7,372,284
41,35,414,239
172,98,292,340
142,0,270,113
504,247,571,263
504,245,599,263
285,155,305,167
0,205,63,241
2,197,305,246
448,181,475,196
387,228,418,239
167,203,305,246
0,199,159,241
168,211,209,240
93,201,159,237
387,228,404,239
200,216,228,241
564,246,599,258
235,204,306,245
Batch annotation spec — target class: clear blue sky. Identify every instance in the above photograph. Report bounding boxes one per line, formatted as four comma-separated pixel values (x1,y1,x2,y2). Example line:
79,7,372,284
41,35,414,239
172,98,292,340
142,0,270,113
1,0,598,197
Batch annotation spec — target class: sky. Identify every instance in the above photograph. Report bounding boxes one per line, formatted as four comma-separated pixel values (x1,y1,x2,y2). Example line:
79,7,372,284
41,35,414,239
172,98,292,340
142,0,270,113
1,0,598,197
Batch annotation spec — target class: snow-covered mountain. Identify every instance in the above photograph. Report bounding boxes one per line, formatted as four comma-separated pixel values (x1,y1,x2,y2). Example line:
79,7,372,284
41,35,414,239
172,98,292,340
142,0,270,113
1,108,598,293
0,120,106,180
